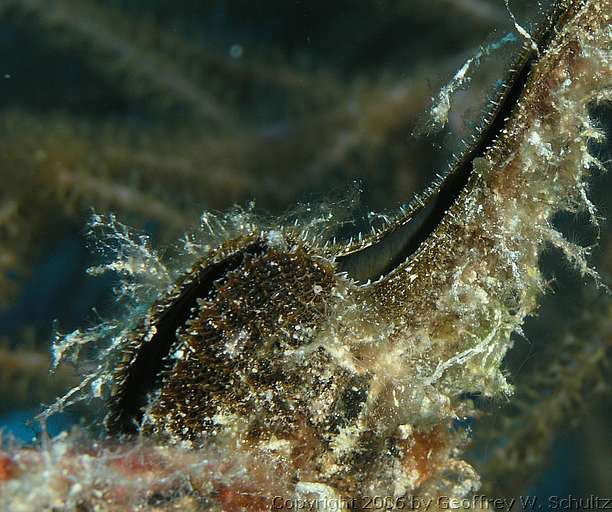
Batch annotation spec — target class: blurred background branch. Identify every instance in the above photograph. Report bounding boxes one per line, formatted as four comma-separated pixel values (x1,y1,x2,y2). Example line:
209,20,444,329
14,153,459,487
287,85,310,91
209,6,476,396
0,0,609,503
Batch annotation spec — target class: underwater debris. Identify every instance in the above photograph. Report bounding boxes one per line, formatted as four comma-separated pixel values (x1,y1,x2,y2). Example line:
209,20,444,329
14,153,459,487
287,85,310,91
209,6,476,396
1,0,610,510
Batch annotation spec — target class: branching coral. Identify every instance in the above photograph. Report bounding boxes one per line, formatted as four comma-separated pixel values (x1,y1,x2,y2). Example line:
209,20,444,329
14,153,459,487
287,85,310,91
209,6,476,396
475,294,612,497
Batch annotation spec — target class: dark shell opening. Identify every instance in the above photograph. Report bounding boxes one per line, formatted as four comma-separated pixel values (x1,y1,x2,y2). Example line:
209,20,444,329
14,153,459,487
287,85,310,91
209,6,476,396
336,4,566,284
108,241,267,434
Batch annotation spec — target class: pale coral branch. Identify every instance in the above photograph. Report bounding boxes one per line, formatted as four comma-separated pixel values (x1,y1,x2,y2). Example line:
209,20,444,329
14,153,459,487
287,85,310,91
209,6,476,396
437,0,507,24
0,344,79,414
55,171,188,231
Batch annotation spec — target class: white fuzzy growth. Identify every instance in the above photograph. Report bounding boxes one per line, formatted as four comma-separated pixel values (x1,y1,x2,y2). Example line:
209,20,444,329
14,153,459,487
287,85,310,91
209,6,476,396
87,213,172,303
504,0,539,54
425,32,516,132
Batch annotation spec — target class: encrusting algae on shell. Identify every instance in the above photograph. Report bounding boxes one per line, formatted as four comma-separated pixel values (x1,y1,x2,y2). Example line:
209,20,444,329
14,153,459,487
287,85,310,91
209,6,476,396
2,0,611,510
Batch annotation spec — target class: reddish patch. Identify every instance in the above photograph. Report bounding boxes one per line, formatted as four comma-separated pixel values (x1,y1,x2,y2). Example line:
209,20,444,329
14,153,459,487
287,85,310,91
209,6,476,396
287,421,320,471
108,448,163,475
401,427,447,486
0,453,17,481
216,483,273,512
106,485,129,506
